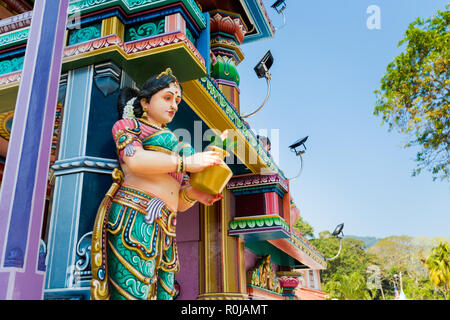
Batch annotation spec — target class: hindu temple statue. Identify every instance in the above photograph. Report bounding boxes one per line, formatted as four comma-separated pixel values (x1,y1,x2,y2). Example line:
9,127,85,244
90,68,224,300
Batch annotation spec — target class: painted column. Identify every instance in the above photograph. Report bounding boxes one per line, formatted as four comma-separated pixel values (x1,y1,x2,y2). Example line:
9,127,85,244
196,10,248,301
0,0,69,300
44,62,126,300
209,10,246,112
197,190,248,300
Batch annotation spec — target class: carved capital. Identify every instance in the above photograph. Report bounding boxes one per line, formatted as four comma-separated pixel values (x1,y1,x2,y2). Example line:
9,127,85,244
94,61,121,97
210,11,246,45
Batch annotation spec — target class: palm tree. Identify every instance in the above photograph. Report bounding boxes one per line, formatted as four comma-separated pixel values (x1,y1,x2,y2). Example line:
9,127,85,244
324,272,372,300
425,242,450,299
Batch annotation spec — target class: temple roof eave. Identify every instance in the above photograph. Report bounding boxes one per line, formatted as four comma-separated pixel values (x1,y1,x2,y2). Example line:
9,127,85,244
182,76,284,177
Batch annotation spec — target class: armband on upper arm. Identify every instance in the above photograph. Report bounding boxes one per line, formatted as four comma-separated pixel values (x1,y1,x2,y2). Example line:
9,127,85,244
115,129,141,157
112,119,143,160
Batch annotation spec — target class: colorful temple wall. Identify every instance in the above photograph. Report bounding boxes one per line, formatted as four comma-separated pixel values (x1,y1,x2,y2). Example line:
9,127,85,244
0,0,328,300
176,203,200,300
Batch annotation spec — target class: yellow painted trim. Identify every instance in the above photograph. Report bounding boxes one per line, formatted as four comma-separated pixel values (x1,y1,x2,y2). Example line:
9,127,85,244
0,80,19,92
101,16,124,41
197,292,248,300
221,189,244,294
221,190,228,291
199,203,222,295
238,238,246,293
182,80,269,174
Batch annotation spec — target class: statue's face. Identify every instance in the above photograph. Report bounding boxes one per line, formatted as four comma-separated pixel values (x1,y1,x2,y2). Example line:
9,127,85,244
142,82,182,126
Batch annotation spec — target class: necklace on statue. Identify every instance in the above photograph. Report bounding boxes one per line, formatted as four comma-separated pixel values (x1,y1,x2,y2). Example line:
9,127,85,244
138,118,166,131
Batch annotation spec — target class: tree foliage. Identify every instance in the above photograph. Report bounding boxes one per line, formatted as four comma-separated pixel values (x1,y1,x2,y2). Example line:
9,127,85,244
314,232,450,299
425,242,450,299
292,216,314,239
324,272,372,300
311,232,376,284
367,236,450,299
374,5,450,181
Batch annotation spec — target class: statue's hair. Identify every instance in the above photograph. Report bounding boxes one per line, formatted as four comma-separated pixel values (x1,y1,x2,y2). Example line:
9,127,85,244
117,72,182,120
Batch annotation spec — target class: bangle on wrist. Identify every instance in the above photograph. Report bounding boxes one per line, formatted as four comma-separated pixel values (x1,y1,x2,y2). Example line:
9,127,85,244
181,188,197,205
176,155,182,173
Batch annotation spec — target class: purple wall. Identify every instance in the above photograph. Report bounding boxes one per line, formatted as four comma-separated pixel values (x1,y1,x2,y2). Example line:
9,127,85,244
175,202,200,300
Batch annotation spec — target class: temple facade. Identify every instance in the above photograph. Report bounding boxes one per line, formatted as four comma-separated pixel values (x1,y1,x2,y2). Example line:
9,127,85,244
0,0,326,300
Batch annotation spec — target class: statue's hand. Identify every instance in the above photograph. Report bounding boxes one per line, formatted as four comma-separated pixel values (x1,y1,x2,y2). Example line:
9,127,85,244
185,151,222,173
187,186,223,206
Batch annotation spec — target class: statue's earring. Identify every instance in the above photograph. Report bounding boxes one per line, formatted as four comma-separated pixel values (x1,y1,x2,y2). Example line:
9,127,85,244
142,106,148,118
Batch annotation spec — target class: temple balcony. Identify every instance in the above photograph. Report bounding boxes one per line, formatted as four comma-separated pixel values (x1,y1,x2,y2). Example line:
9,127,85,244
227,173,327,272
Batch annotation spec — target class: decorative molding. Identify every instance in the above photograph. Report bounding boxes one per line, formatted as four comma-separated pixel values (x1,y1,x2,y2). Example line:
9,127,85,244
63,32,205,67
0,11,32,35
67,0,206,29
68,23,102,46
94,61,121,96
227,173,288,193
125,19,165,41
289,229,326,267
50,102,64,165
210,11,247,45
0,28,29,49
0,70,21,88
210,37,244,65
72,231,93,286
246,284,283,300
52,156,119,175
0,55,24,76
228,214,290,241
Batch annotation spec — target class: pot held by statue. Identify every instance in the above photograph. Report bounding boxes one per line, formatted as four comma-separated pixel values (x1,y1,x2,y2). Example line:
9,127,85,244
190,146,233,195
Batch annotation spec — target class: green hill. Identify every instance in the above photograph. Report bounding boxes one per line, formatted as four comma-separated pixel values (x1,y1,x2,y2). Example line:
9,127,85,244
344,235,381,248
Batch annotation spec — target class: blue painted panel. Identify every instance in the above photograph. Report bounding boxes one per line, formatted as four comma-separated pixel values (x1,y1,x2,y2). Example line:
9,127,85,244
241,0,274,44
245,241,300,267
197,12,210,76
45,173,84,289
86,80,119,159
229,227,290,242
58,66,93,159
78,172,112,241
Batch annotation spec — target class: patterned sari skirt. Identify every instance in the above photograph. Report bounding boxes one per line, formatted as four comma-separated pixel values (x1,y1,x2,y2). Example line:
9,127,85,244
91,182,179,300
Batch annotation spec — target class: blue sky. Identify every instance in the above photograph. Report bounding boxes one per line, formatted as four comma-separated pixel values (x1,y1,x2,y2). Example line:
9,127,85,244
237,0,449,239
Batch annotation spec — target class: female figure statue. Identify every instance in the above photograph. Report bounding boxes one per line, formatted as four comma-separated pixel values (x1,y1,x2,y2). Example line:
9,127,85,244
90,68,223,300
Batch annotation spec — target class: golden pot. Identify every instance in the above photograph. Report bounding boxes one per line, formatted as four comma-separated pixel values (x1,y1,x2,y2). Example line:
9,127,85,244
190,146,233,195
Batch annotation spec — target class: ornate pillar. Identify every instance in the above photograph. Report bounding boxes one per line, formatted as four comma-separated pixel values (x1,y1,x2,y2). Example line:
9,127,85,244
0,0,69,299
44,62,127,299
196,13,249,299
197,189,248,300
209,10,246,112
